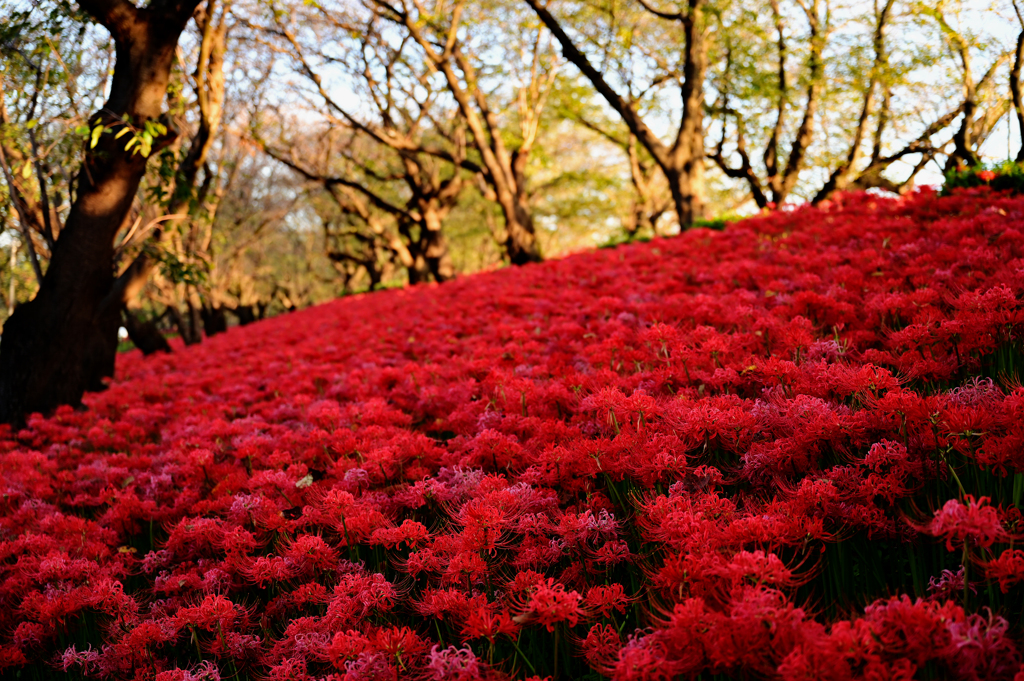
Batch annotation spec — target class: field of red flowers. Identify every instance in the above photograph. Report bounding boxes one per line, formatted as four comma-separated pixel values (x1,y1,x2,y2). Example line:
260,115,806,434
3,188,1024,680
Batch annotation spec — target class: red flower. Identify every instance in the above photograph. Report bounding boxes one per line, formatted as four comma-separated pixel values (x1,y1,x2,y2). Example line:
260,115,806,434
515,578,583,631
926,495,1010,551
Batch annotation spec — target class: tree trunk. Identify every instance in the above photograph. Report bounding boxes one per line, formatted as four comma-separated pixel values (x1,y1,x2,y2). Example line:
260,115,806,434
0,0,201,423
367,264,383,291
505,200,541,266
814,0,892,204
185,296,203,344
420,206,455,282
201,304,227,336
123,307,172,355
946,21,980,170
407,256,430,285
168,304,202,345
1012,28,1024,162
105,0,231,352
0,2,201,423
525,0,706,230
233,305,256,325
671,2,706,226
666,167,702,229
423,230,454,282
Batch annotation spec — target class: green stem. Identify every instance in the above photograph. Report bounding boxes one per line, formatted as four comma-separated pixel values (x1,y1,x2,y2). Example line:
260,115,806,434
511,633,537,675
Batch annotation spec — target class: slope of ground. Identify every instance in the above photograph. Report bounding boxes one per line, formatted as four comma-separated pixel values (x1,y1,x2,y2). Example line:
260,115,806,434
3,188,1024,680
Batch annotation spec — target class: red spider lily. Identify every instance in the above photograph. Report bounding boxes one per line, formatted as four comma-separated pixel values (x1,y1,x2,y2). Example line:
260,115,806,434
512,578,584,631
927,495,1012,552
2,189,1024,678
461,605,520,643
583,583,630,618
426,645,484,680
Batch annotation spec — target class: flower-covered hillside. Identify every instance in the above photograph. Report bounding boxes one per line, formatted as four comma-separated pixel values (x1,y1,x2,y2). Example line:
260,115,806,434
3,188,1024,680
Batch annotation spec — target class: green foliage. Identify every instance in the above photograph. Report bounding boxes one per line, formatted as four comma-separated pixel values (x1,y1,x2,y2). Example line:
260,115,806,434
943,161,1024,196
693,215,740,231
598,231,653,249
82,117,168,158
148,243,206,287
145,147,181,207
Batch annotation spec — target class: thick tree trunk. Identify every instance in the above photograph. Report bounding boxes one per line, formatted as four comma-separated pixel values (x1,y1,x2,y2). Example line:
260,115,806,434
423,230,454,282
475,179,541,265
671,3,706,226
666,166,702,229
106,0,230,351
201,304,227,336
123,308,172,354
1012,28,1024,162
0,0,200,423
505,201,541,266
407,256,430,285
168,304,202,345
233,305,256,325
367,265,383,291
0,145,147,416
418,207,455,282
185,297,203,344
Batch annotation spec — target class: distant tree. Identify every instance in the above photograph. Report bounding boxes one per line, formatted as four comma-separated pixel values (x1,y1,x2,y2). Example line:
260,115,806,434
707,0,1012,206
371,0,561,264
709,0,831,208
558,93,673,238
260,1,468,284
524,0,710,227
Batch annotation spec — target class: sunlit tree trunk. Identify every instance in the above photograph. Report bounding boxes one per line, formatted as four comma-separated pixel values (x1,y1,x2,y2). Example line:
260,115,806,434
0,0,203,424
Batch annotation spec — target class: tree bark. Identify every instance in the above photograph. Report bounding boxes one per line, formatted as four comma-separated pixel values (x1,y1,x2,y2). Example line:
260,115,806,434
0,0,202,424
1012,25,1024,162
232,305,256,325
123,308,172,354
201,304,227,336
771,0,824,204
674,0,706,225
925,7,980,170
110,0,231,344
419,206,455,282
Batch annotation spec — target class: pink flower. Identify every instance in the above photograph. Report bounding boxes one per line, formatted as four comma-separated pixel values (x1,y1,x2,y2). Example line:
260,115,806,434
427,645,482,680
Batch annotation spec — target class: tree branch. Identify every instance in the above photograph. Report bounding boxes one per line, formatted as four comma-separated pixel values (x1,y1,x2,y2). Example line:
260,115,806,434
522,0,669,168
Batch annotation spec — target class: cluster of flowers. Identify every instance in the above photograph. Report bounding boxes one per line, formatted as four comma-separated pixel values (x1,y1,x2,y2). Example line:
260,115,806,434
2,188,1024,680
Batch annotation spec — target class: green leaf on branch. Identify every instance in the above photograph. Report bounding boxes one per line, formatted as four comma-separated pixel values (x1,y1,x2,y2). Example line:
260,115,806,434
89,124,105,148
147,243,207,287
